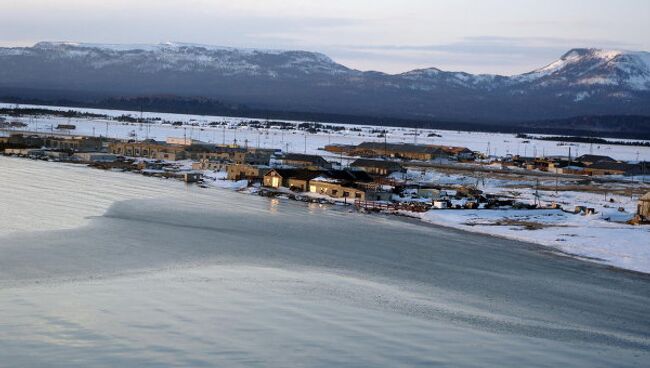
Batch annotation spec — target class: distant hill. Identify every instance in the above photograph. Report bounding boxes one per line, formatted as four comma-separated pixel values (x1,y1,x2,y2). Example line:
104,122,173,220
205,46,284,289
1,42,649,137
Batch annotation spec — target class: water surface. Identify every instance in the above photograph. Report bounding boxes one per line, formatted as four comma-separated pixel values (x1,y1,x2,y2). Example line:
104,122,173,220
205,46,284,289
0,157,649,367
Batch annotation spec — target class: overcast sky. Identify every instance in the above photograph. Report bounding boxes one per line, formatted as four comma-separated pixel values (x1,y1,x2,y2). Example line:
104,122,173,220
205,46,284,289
1,0,648,75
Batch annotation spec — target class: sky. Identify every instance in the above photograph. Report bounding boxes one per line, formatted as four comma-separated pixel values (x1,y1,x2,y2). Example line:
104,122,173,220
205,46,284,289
0,0,648,75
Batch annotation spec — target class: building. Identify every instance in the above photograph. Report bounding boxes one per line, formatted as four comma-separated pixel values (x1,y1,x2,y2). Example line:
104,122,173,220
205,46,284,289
73,152,118,163
364,190,394,202
263,168,373,201
263,169,323,190
44,136,103,152
233,149,275,166
0,134,44,149
192,158,230,171
575,154,616,166
352,142,449,161
307,176,366,201
226,164,271,181
638,192,650,221
350,159,403,177
276,153,332,169
3,148,45,157
584,162,642,176
109,140,191,160
556,164,588,175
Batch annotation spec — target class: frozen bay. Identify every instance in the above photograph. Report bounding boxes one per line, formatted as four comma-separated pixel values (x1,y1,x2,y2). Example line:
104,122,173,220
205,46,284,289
0,157,649,367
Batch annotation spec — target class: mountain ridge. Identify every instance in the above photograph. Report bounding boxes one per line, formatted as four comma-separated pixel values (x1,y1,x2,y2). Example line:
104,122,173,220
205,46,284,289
0,42,649,122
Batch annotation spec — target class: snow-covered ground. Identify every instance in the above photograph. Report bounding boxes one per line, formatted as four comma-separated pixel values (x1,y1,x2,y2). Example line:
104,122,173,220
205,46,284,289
399,168,650,273
2,103,650,162
417,209,650,273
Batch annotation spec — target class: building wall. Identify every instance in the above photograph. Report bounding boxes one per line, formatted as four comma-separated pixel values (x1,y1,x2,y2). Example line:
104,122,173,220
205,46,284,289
287,178,309,191
227,164,268,181
109,142,188,161
308,181,365,201
263,171,283,188
639,195,650,219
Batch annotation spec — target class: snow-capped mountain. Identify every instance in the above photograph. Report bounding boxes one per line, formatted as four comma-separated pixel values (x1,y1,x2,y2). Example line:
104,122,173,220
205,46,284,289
17,41,353,77
0,42,649,122
516,49,650,90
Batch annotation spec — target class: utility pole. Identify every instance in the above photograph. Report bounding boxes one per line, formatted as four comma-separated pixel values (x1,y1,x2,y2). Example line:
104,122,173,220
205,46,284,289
384,131,388,158
304,133,307,154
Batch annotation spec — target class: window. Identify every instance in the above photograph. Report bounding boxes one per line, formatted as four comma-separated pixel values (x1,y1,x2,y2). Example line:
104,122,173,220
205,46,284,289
332,190,338,196
271,177,280,188
355,193,362,199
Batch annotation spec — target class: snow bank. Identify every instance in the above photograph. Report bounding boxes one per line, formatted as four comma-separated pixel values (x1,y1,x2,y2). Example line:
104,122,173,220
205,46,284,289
418,209,650,274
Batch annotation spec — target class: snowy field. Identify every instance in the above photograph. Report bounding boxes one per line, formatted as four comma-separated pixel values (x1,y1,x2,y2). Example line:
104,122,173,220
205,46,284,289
2,102,650,162
396,168,650,273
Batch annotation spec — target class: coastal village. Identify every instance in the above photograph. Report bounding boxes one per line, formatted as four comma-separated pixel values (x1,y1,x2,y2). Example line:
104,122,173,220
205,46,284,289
3,106,650,272
2,128,649,222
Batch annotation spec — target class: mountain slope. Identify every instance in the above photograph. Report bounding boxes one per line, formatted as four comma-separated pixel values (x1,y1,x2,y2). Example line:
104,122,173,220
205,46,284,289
0,42,649,122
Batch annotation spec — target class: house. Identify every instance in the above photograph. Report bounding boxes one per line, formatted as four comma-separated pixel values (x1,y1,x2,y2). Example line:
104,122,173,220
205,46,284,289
192,158,230,171
226,164,271,181
575,154,616,166
177,171,203,183
364,190,394,202
263,168,323,190
350,159,403,177
232,149,275,166
110,140,184,160
352,142,450,161
276,153,331,169
584,162,641,176
44,136,103,152
0,134,44,149
556,164,588,175
308,176,366,201
434,146,475,160
263,168,373,201
433,200,449,209
417,188,449,200
638,192,650,221
3,148,45,157
305,169,373,201
73,152,118,163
